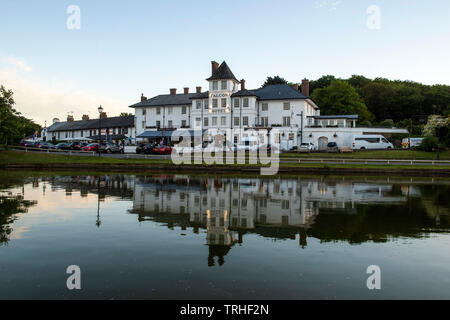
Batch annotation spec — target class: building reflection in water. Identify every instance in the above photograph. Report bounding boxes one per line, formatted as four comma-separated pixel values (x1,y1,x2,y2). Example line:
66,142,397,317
1,174,449,265
129,175,449,266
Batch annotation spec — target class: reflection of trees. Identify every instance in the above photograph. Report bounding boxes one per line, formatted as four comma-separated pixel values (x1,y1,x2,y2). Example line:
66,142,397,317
309,196,449,244
0,194,37,245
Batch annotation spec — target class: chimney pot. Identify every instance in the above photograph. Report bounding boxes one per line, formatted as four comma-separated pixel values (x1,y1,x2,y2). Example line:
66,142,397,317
82,114,90,121
196,86,202,94
292,83,299,91
141,93,147,102
170,88,177,95
301,79,310,97
184,87,189,94
241,79,246,91
67,115,74,122
211,61,219,76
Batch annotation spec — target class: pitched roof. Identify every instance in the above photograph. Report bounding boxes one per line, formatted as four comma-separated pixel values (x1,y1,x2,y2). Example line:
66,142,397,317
47,116,134,132
252,84,309,101
231,89,257,97
189,91,210,99
129,93,197,108
206,61,239,82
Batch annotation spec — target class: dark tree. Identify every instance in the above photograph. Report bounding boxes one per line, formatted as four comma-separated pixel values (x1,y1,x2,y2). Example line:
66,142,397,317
261,76,288,88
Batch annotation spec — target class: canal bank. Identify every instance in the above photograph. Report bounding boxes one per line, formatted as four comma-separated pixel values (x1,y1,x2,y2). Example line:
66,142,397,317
1,151,450,176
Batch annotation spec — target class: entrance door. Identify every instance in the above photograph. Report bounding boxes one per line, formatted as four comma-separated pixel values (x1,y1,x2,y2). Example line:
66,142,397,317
318,137,328,151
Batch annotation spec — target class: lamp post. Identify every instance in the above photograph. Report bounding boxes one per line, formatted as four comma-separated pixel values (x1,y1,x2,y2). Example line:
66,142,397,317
98,105,103,157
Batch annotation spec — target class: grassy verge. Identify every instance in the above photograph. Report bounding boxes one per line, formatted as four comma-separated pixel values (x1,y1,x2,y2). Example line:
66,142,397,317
1,151,449,173
281,149,450,160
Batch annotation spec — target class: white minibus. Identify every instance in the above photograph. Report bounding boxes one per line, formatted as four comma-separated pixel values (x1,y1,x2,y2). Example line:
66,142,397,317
352,135,394,150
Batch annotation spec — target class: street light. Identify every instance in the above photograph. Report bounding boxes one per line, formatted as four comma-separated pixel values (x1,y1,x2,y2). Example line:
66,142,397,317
98,105,103,157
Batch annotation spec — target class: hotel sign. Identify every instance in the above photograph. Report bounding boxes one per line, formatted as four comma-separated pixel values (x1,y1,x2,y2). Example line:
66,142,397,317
211,93,229,98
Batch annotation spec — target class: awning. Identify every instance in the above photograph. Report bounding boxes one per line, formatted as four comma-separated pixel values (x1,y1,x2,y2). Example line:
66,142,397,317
137,131,172,138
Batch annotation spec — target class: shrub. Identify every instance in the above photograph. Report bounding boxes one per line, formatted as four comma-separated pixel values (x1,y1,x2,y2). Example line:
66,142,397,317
418,135,439,152
378,119,395,128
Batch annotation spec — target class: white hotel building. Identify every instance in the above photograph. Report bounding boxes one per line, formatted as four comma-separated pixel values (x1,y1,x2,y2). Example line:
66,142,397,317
130,61,407,150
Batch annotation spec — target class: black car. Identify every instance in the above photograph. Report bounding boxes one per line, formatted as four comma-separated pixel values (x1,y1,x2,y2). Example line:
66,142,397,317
55,143,72,150
39,142,56,150
69,142,87,150
136,143,155,154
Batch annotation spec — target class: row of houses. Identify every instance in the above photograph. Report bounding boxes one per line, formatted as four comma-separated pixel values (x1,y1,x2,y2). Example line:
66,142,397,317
43,60,407,149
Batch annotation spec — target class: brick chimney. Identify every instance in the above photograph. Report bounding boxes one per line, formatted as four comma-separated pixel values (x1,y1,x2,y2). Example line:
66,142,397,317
100,112,107,119
141,93,147,102
211,61,219,75
184,87,189,94
241,79,246,90
292,83,299,91
170,88,177,95
301,79,310,97
67,115,74,122
196,86,202,93
82,114,90,121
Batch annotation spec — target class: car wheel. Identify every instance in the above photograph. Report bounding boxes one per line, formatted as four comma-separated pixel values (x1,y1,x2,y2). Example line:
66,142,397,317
360,147,366,150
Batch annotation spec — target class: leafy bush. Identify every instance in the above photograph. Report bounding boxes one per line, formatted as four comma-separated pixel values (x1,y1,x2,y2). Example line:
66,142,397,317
418,135,439,152
378,119,395,128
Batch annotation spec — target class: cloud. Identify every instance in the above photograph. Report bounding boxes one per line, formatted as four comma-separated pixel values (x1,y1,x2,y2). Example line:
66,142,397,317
3,56,32,72
0,57,129,126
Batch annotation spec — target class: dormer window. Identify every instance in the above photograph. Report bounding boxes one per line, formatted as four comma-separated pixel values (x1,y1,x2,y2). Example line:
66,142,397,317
221,80,227,90
212,81,218,91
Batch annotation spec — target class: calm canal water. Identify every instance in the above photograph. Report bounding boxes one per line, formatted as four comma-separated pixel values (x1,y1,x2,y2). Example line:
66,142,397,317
0,172,449,300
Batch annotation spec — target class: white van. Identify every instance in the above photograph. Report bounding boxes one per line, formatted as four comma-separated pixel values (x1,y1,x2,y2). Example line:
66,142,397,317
352,135,394,150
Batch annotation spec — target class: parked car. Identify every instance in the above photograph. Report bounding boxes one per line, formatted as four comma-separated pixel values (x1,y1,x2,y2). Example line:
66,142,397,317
152,145,173,155
82,143,100,152
327,142,339,153
55,143,72,150
352,135,394,150
38,142,56,150
100,143,123,154
299,142,315,153
70,142,87,150
136,143,155,154
19,140,37,147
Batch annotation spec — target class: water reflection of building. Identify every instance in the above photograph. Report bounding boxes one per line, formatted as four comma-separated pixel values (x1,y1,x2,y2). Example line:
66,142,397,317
130,175,426,265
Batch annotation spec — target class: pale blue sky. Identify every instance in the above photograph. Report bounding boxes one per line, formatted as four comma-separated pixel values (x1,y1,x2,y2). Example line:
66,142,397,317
1,0,449,125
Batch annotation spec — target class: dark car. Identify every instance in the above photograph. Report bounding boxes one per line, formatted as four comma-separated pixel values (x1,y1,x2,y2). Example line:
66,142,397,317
70,142,87,150
327,142,339,153
136,143,156,154
38,142,56,150
55,143,72,150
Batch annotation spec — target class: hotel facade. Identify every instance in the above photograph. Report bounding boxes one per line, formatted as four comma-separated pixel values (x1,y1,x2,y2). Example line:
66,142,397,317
130,61,407,150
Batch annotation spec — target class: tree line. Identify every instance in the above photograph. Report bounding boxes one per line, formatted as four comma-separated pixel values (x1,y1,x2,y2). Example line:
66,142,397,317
262,75,450,126
0,85,42,146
